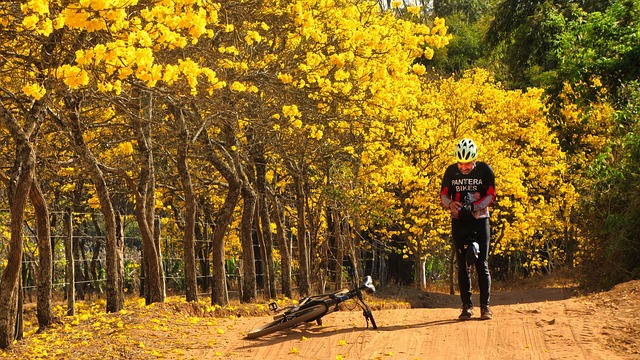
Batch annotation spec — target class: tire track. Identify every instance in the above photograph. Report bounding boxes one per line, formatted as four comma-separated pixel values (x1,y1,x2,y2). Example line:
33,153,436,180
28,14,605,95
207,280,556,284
189,290,630,360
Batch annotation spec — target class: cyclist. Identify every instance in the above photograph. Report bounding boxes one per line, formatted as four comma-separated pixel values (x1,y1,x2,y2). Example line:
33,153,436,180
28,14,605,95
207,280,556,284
439,138,496,320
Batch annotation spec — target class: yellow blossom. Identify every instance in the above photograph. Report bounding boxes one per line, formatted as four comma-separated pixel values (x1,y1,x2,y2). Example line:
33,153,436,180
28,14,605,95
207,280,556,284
245,30,262,45
22,83,46,100
230,81,247,92
412,63,426,75
407,6,420,15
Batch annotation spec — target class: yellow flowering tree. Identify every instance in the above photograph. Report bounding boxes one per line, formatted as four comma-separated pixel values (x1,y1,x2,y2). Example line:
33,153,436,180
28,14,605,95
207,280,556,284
0,0,586,340
241,0,451,293
4,0,227,315
358,69,577,286
0,0,58,345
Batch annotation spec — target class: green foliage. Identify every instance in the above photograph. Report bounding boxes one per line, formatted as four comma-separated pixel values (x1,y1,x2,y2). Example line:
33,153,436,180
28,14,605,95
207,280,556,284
430,13,489,75
486,0,577,89
434,0,493,22
580,81,640,289
543,0,640,289
554,0,640,105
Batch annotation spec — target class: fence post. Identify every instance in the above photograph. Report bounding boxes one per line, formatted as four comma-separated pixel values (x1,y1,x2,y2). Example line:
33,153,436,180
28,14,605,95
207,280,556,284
65,209,75,316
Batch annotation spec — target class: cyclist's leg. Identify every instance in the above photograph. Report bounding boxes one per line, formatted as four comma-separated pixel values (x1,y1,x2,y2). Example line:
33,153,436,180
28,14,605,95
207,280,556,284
474,218,491,307
452,219,472,307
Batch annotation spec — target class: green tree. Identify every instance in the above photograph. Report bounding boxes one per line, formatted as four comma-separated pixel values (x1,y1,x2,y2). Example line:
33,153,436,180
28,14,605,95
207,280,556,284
553,0,640,106
430,12,489,75
552,0,640,289
491,1,569,88
434,0,492,22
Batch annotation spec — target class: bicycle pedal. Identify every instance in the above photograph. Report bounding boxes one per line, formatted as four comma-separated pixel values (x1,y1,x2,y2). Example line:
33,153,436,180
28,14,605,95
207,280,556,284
268,302,279,312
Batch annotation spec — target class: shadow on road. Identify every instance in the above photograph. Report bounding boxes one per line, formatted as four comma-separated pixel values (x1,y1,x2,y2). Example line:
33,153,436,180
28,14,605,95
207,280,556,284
240,318,461,349
375,285,578,309
240,285,579,349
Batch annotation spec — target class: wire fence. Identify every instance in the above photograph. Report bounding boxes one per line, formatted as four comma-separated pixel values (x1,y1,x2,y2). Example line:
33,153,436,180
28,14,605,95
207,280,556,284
2,210,387,303
2,210,248,302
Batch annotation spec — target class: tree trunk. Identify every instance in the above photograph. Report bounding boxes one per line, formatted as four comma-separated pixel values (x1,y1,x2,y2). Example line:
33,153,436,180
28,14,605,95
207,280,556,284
333,207,344,290
345,216,360,285
139,247,146,298
305,174,323,291
200,129,242,306
154,219,166,299
240,186,257,302
271,195,292,298
181,169,199,302
90,216,103,293
135,184,163,305
135,205,164,304
115,212,125,304
294,174,310,296
415,254,427,289
258,195,277,299
64,210,75,316
84,161,121,309
0,113,36,348
210,186,239,305
29,179,54,329
16,273,23,341
249,130,277,299
54,96,124,312
175,106,198,302
254,200,268,292
130,94,164,305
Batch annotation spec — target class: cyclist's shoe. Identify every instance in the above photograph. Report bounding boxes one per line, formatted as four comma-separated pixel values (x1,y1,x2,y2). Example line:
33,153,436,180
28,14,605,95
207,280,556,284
458,304,474,320
481,306,493,320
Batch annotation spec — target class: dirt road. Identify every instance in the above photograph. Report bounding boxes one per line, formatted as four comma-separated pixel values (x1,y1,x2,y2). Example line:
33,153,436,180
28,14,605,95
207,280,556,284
183,281,639,360
6,280,638,359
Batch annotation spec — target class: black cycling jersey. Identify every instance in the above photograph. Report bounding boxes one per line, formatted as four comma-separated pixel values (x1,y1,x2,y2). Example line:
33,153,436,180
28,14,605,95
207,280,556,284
440,161,496,220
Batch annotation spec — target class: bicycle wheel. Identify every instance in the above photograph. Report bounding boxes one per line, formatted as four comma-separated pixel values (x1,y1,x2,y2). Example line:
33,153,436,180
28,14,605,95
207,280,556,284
246,303,327,339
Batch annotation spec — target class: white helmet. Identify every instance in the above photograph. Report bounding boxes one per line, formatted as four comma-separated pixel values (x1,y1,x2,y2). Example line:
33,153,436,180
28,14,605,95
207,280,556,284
454,138,478,163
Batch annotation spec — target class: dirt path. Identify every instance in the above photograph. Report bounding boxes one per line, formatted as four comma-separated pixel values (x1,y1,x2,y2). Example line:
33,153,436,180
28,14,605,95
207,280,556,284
6,280,638,359
179,282,639,360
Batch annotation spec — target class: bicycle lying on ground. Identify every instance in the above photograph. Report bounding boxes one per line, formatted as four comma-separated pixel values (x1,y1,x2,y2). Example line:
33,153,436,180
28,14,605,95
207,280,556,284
245,275,378,339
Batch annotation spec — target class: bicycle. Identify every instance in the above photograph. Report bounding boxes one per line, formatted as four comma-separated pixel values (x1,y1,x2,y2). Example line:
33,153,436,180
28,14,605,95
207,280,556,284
245,275,378,339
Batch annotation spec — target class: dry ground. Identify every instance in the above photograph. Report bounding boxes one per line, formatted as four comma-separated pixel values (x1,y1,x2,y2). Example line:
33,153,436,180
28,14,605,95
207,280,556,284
4,276,639,360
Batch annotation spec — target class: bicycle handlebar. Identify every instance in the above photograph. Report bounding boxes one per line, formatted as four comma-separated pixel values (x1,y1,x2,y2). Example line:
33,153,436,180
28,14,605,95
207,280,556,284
360,275,376,293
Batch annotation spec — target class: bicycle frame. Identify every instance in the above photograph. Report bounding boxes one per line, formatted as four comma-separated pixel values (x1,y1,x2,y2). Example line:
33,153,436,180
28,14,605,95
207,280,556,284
246,275,377,339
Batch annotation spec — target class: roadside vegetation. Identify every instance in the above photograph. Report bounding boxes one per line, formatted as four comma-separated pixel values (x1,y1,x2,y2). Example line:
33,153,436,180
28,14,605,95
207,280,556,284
1,0,638,351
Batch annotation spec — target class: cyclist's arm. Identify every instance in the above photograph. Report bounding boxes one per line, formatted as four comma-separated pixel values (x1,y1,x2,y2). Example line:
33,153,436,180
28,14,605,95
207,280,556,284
471,163,496,212
440,189,453,207
472,187,495,212
440,166,462,215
